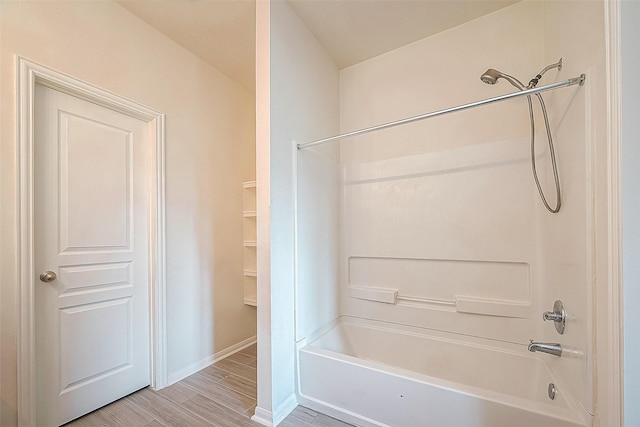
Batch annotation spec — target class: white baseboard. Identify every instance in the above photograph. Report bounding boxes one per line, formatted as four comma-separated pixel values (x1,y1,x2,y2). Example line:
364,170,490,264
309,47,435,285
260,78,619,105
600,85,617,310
273,393,298,425
250,394,297,426
165,335,256,386
251,406,273,426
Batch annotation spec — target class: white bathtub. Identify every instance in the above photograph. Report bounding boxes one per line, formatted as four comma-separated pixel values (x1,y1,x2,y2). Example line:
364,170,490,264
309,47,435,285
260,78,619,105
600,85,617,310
297,317,588,427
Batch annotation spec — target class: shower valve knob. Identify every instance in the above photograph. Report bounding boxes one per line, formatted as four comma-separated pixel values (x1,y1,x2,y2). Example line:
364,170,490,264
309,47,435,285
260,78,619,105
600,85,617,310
543,312,563,322
543,300,566,335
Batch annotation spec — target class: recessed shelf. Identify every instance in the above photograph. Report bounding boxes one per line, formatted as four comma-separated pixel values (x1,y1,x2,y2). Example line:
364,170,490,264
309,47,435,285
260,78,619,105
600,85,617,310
243,181,257,189
243,240,257,247
243,210,257,218
244,269,257,277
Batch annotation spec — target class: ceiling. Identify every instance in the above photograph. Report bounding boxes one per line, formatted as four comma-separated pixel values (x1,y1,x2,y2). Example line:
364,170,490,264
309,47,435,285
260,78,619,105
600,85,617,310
117,0,519,92
287,0,519,70
117,0,256,90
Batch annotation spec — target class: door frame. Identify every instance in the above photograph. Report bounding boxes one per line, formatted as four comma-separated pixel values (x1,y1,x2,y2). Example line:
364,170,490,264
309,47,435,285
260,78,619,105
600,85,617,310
16,57,167,427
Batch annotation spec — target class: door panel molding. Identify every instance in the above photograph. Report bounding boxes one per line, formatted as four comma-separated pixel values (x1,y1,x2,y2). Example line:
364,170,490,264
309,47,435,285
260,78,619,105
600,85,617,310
16,57,167,427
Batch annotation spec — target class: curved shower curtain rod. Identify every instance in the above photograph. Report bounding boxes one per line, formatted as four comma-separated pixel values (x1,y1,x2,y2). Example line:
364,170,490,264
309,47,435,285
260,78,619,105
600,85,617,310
296,74,585,150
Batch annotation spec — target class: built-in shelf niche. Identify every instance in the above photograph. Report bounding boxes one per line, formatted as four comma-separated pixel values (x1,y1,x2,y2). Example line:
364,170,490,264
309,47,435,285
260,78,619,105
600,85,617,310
243,180,257,306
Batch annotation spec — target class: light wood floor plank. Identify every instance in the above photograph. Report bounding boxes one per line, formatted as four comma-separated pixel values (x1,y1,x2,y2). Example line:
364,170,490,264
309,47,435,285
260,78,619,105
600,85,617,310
197,364,231,383
127,388,212,427
279,416,314,427
312,413,354,427
181,372,256,414
290,405,319,424
213,358,257,382
181,393,259,427
226,351,257,366
238,343,257,358
99,396,157,426
218,373,257,399
155,381,199,404
65,408,121,427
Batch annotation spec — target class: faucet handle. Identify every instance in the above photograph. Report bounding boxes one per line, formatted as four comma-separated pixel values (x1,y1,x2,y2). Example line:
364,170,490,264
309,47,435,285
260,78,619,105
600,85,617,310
543,300,566,335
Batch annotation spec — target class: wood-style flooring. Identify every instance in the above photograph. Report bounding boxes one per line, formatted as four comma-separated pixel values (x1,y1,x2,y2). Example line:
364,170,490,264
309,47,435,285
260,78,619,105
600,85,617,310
64,343,353,427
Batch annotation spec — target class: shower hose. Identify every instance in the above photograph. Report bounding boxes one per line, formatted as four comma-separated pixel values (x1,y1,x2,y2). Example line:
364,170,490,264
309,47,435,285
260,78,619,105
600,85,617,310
502,72,562,213
526,91,562,213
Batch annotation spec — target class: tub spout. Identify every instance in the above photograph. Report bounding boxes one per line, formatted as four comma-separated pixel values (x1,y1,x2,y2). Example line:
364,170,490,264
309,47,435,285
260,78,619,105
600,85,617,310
528,340,562,357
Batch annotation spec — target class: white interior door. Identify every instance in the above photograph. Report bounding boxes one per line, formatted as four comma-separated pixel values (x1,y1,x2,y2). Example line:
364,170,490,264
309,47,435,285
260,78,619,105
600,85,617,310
34,83,152,426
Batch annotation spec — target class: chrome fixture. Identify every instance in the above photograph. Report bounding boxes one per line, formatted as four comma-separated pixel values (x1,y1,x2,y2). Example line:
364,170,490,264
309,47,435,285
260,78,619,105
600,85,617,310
543,300,566,334
297,72,585,150
548,383,556,400
39,270,57,283
528,340,562,357
480,59,566,213
528,59,563,89
480,60,563,91
480,69,525,89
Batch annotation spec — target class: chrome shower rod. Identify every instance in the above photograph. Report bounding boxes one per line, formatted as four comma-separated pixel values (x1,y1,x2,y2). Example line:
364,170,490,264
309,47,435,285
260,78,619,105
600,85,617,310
297,74,586,150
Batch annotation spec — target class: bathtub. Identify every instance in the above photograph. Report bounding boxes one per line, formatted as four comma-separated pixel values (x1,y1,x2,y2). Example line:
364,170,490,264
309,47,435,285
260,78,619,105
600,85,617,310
297,317,588,427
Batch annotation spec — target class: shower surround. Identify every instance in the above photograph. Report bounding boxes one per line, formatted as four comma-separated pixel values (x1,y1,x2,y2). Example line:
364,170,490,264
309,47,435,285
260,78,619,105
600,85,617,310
296,133,589,426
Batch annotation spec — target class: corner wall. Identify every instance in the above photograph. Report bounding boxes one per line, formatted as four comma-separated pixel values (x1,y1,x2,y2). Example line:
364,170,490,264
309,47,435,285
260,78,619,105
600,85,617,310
0,2,255,425
254,0,339,423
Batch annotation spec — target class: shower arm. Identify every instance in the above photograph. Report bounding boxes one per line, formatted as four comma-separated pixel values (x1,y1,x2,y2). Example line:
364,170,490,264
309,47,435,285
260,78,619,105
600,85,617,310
297,73,585,150
528,58,563,89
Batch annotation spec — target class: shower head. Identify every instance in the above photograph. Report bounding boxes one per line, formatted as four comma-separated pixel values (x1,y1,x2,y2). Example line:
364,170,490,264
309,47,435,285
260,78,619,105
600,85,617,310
480,69,525,90
480,69,501,85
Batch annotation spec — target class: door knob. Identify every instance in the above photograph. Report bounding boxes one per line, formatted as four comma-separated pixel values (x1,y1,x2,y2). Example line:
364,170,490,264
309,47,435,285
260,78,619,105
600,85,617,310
39,271,57,283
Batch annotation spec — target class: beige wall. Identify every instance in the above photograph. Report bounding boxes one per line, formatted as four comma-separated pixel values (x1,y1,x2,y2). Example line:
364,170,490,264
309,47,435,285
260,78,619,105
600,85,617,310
0,2,255,425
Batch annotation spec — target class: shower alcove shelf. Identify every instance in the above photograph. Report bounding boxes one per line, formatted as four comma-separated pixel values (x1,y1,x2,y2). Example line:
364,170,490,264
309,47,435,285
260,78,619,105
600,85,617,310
243,180,257,306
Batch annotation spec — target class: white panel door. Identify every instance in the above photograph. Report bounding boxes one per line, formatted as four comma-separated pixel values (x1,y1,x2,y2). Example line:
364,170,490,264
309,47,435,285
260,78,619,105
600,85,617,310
34,83,151,426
